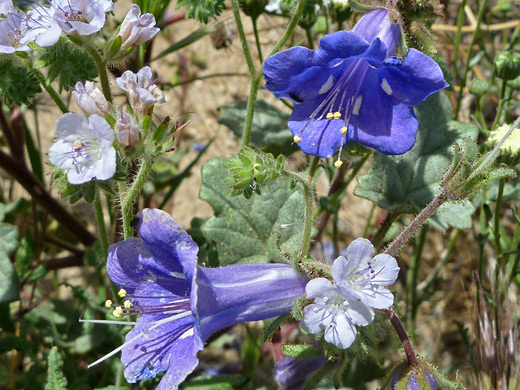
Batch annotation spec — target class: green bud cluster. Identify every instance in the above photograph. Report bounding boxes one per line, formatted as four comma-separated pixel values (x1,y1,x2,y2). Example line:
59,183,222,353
494,51,520,81
468,78,489,97
239,0,267,19
225,146,284,198
176,0,226,23
441,137,516,201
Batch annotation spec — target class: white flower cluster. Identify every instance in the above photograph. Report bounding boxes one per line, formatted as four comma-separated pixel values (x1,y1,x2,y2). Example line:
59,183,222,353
301,238,399,349
50,66,165,184
0,0,158,53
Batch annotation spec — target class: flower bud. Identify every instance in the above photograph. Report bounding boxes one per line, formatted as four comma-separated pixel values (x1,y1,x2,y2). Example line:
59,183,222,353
391,363,438,390
494,51,520,80
468,78,488,97
115,112,140,147
73,81,111,117
274,356,326,390
239,0,267,19
119,4,160,51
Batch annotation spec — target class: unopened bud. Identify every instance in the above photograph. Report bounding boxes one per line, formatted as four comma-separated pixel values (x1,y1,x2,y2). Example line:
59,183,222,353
239,0,267,19
119,5,160,52
468,78,488,97
495,51,520,80
391,363,438,390
115,112,140,147
73,81,110,117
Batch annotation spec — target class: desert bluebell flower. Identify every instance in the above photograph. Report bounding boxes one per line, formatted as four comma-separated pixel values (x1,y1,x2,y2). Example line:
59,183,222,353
87,209,308,390
48,113,116,184
263,9,448,159
26,0,62,47
115,112,140,147
119,4,159,51
300,238,399,349
0,1,33,53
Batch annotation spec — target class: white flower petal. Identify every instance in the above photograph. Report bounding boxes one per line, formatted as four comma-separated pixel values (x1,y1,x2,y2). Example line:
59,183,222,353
95,147,116,180
346,238,374,263
324,312,356,349
301,303,332,334
360,285,394,309
344,296,374,326
370,254,400,286
48,139,74,170
56,113,89,139
305,278,336,300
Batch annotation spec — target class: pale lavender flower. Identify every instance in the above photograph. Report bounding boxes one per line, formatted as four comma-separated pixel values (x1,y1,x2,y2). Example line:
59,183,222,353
334,238,400,310
73,80,111,117
53,0,113,36
0,7,34,53
48,113,116,184
274,356,326,390
300,238,399,349
26,1,62,47
119,4,159,51
116,66,166,116
115,112,139,147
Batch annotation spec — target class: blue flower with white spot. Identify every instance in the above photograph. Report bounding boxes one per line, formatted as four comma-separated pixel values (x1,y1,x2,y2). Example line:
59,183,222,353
88,208,308,390
263,9,449,158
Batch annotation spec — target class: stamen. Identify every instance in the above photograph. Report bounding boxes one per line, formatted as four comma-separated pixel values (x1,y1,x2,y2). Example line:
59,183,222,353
340,127,348,134
123,300,132,309
334,160,343,168
105,299,113,308
118,289,127,298
326,112,334,120
293,135,302,143
333,112,341,119
112,307,123,317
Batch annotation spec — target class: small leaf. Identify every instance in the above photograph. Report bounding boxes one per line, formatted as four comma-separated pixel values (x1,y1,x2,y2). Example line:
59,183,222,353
45,347,68,390
176,0,226,23
263,313,291,342
200,158,306,265
281,344,320,359
0,58,41,106
0,223,19,303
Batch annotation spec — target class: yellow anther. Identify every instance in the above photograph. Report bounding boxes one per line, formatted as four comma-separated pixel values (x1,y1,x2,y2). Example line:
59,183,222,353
334,160,343,168
123,300,132,309
112,306,123,318
105,299,113,308
333,112,341,119
293,135,302,143
340,127,348,135
118,289,127,298
326,112,334,120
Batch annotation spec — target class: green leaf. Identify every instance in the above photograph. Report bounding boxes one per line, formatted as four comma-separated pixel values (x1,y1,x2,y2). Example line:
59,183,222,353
219,100,299,156
429,200,476,232
263,313,291,342
354,93,478,229
200,158,306,265
0,58,42,106
0,223,19,303
35,41,98,92
281,344,320,359
45,347,68,390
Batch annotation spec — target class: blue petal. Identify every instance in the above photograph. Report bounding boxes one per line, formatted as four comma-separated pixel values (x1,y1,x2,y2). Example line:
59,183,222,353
264,46,324,99
352,9,401,56
379,49,449,106
107,238,192,297
315,30,369,63
121,313,202,389
349,69,418,154
136,209,199,282
194,264,308,340
288,101,345,158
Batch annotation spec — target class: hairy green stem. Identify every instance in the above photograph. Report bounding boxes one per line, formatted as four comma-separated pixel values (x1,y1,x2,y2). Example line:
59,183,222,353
384,193,448,257
406,225,428,336
120,157,153,239
494,178,505,260
284,170,313,259
94,191,109,256
241,0,305,146
86,45,113,102
27,65,68,114
491,79,508,130
305,28,314,49
231,0,256,76
454,0,489,119
252,17,263,63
